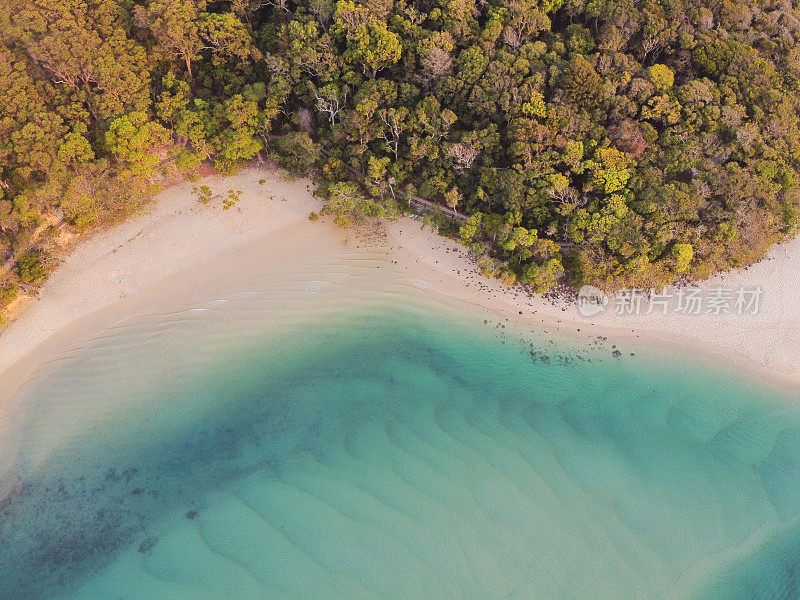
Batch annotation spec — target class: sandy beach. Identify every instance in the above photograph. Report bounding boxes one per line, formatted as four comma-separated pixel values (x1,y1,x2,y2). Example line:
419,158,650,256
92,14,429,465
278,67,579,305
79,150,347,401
383,218,800,388
1,165,800,394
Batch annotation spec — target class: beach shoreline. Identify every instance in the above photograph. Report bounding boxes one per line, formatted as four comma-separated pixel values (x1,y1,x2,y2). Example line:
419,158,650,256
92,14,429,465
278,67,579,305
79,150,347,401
1,165,799,401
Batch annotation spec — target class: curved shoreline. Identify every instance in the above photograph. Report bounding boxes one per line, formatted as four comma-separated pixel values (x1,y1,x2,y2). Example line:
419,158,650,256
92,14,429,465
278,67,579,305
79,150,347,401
1,165,800,401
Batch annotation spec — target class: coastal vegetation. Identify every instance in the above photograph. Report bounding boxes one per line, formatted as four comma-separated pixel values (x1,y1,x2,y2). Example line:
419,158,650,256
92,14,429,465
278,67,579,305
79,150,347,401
2,0,800,311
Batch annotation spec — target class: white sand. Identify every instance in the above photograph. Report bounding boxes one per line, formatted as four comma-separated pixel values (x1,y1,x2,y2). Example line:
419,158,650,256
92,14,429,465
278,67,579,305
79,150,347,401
0,166,330,394
2,165,800,393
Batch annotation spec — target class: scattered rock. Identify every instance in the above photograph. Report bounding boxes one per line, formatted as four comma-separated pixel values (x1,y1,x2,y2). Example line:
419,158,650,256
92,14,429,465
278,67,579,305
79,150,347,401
138,536,157,555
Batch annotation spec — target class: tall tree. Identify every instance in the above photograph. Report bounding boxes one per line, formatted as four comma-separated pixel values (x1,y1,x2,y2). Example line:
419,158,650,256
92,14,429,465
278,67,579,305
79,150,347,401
134,0,206,75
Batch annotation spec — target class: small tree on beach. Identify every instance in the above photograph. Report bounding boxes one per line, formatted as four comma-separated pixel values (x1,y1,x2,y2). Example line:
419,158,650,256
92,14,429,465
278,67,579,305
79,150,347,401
192,185,213,204
223,189,242,209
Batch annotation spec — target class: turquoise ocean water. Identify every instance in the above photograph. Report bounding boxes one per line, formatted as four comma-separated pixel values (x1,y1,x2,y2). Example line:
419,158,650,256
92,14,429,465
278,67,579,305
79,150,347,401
1,266,800,599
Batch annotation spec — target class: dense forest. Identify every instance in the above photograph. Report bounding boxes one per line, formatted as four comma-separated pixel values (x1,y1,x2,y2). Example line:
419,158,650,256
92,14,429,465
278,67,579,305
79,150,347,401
2,0,800,315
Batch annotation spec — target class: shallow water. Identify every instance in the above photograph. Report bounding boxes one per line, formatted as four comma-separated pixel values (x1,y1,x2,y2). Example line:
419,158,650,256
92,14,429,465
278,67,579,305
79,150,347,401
1,263,799,599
